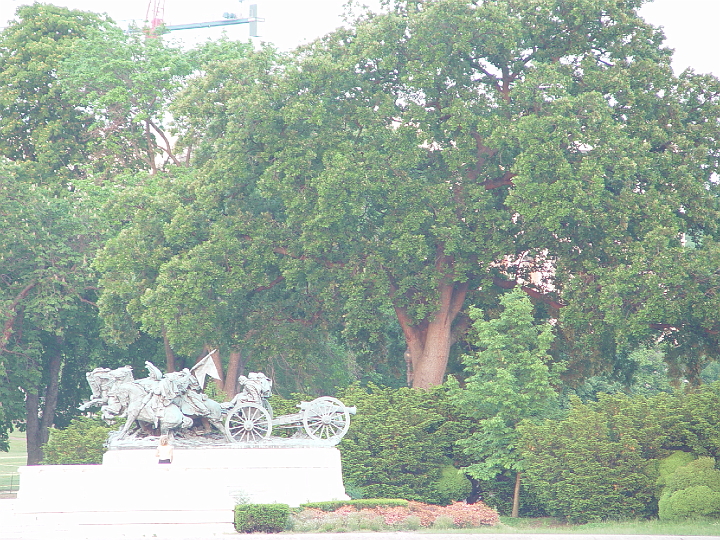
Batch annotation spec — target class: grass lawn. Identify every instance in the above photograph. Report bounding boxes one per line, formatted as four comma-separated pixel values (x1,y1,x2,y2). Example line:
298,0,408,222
0,431,26,493
426,516,720,536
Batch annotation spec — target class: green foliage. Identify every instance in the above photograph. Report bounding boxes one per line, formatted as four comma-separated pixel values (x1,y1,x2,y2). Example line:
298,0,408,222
656,451,696,494
338,384,472,504
267,393,313,417
42,417,111,465
473,475,547,517
701,361,720,384
658,486,720,521
175,0,720,390
0,161,108,462
449,289,562,481
433,466,473,505
567,347,674,402
203,379,231,403
674,383,720,456
300,499,408,511
520,394,666,523
664,457,720,494
657,456,720,520
0,3,112,181
59,25,193,175
234,503,290,533
518,383,720,523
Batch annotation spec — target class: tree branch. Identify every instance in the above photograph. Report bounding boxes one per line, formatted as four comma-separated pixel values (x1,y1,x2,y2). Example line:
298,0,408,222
484,171,517,190
1,280,37,352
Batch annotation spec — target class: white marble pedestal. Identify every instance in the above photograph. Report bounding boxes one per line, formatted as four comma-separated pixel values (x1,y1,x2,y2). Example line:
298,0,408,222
15,445,348,534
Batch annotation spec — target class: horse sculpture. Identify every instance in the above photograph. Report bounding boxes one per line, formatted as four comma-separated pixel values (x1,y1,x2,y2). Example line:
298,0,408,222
80,361,224,440
111,379,193,438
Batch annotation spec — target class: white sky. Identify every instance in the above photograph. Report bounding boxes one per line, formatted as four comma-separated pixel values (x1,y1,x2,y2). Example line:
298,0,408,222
0,0,718,75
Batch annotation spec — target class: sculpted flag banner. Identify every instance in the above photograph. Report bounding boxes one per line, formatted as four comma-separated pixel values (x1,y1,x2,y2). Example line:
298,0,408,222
190,350,220,389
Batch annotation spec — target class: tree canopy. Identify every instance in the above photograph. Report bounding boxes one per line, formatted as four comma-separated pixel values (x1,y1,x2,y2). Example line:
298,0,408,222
3,0,720,469
154,0,720,387
0,3,112,182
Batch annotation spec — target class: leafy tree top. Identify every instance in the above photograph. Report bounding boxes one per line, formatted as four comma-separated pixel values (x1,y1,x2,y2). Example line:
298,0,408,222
94,0,720,387
0,3,113,182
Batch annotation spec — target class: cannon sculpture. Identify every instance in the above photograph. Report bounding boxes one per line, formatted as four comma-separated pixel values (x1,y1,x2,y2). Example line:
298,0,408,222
79,353,355,445
225,396,356,443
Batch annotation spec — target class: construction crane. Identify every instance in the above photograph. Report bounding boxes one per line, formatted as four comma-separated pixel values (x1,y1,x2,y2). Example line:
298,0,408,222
145,0,263,37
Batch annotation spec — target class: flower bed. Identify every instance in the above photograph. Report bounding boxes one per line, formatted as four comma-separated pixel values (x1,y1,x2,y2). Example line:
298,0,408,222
291,500,499,532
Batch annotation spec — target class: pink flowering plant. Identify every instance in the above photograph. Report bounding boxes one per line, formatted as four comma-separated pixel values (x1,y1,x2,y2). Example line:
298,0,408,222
291,499,499,532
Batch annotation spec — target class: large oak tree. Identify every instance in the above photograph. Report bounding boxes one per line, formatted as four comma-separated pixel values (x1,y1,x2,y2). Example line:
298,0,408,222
177,0,719,388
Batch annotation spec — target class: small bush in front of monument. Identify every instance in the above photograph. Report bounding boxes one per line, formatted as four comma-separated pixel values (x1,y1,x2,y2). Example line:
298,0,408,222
42,417,111,465
234,503,290,533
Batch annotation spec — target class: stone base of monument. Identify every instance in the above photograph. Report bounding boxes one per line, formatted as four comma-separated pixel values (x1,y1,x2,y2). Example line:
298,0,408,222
15,445,349,535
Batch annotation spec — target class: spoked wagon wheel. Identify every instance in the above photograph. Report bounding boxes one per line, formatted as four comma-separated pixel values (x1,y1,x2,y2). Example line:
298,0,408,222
302,397,351,441
225,403,272,443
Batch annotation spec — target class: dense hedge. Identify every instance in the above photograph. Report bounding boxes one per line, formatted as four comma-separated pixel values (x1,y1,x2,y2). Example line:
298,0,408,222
520,395,657,523
337,384,473,505
234,504,290,533
519,384,720,523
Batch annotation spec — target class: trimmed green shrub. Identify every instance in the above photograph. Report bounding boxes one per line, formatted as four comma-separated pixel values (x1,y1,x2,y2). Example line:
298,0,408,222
654,450,696,497
664,457,720,494
432,466,472,504
658,486,720,520
234,504,290,533
300,498,408,511
658,450,696,476
42,417,111,465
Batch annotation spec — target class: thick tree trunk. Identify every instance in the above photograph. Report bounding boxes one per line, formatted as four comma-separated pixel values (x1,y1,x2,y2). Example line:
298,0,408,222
25,340,63,466
25,392,42,465
396,280,468,389
224,350,245,397
163,328,176,372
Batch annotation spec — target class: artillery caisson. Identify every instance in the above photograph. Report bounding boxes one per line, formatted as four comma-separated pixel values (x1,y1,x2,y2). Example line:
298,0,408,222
224,396,356,443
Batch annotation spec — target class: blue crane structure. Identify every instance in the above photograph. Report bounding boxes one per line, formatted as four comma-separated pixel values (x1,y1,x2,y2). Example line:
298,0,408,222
145,1,263,37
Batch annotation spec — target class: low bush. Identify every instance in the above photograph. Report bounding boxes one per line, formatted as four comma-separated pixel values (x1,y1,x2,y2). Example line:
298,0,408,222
658,486,720,520
433,466,473,504
664,457,720,494
234,503,290,533
42,417,111,465
432,515,455,529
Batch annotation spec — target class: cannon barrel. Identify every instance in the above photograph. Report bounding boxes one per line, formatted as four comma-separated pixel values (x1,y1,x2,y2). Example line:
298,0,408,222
298,401,355,415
